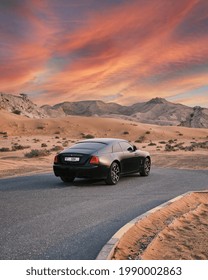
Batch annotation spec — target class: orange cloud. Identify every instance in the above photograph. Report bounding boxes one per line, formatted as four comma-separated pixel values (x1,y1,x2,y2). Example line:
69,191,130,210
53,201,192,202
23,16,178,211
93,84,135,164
1,0,208,108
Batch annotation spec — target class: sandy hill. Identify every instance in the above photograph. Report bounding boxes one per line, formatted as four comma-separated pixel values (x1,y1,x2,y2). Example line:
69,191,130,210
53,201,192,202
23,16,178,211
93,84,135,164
1,93,208,128
0,109,207,142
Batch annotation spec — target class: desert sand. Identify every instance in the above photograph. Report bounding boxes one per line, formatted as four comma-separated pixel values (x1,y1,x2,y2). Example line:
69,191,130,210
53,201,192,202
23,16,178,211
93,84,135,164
1,110,208,260
0,109,208,178
111,192,208,260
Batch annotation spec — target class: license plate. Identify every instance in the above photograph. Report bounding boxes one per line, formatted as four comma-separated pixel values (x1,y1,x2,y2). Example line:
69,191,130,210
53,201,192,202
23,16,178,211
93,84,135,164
65,157,80,162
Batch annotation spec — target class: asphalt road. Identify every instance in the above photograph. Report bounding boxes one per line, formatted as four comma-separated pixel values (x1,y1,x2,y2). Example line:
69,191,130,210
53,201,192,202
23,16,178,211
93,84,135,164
0,168,208,260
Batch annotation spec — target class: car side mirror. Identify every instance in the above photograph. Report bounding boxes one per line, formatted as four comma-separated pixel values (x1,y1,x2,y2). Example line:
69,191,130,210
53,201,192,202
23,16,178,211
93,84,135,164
127,145,137,152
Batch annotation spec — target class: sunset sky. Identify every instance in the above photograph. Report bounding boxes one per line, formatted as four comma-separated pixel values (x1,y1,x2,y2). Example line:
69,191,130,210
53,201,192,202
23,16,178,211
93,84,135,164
0,0,208,107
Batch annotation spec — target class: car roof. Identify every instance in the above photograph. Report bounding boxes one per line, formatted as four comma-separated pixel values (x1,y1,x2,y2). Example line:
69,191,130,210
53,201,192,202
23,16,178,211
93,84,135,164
77,138,129,145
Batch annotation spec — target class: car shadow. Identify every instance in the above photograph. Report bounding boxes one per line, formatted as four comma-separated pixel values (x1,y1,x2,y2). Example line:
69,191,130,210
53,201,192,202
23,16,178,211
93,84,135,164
0,173,146,192
64,178,107,187
0,174,109,191
122,173,141,178
63,174,142,187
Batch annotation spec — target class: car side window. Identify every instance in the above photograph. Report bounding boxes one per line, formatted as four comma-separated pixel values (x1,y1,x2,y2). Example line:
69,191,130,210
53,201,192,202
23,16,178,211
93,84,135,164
113,143,122,153
119,141,134,152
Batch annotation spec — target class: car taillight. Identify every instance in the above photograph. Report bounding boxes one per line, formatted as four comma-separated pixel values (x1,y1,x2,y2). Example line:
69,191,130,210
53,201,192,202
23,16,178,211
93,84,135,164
54,155,59,163
90,156,99,165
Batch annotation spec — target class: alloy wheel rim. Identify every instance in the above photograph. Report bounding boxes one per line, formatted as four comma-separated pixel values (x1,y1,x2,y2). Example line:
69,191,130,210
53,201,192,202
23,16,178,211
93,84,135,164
111,163,120,183
144,159,150,174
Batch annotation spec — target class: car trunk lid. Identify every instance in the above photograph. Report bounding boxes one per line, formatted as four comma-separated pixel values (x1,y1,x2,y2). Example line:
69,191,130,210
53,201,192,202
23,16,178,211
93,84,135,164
58,149,95,165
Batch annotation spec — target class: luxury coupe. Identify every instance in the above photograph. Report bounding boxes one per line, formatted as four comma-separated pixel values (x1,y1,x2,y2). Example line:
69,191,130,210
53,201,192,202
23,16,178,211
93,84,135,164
53,138,151,185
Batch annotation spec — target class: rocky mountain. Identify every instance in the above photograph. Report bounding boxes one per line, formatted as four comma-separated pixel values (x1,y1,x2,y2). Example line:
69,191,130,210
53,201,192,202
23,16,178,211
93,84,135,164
1,93,208,128
180,106,208,128
51,100,131,116
129,97,193,126
46,97,208,127
0,93,46,118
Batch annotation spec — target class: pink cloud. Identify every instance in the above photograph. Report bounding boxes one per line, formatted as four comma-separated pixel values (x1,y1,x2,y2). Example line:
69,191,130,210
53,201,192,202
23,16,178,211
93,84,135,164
1,0,208,108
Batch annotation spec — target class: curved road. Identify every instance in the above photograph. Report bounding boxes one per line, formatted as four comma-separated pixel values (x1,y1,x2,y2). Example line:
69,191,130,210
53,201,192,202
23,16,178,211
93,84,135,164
0,168,208,260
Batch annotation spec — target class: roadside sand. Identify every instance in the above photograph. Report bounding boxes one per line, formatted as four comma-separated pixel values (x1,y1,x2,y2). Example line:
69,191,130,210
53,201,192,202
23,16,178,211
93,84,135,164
112,192,208,260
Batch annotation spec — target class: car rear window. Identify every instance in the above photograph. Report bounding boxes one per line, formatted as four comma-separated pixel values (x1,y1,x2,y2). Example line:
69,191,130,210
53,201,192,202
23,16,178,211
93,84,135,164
71,142,107,150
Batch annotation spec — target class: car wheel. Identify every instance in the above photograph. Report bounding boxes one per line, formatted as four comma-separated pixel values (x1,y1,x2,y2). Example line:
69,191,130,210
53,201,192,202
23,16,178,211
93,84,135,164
60,176,75,183
105,162,120,185
140,157,151,176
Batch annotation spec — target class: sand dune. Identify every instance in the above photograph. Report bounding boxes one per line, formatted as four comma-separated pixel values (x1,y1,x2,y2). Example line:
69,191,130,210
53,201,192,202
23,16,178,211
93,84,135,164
1,110,208,140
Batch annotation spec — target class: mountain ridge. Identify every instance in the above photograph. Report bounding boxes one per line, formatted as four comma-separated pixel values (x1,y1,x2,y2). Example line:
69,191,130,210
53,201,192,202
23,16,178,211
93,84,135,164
1,93,208,128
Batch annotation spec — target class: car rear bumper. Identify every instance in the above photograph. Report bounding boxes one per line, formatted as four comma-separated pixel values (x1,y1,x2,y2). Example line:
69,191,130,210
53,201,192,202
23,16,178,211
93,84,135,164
53,164,108,179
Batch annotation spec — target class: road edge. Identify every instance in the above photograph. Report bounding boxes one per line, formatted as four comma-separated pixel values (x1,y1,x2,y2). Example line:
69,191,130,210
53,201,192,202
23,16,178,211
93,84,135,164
96,190,207,260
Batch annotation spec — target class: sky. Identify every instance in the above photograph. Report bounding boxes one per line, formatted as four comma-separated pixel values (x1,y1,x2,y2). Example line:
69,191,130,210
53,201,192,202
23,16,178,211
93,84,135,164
0,0,208,107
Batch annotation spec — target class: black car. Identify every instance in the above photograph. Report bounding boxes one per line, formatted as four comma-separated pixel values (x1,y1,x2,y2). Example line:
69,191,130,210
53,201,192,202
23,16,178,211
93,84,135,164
53,138,151,185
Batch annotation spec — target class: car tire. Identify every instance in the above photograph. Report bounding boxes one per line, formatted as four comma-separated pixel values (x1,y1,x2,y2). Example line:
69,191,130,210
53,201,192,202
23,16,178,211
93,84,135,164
60,176,75,183
105,162,120,185
140,157,151,176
